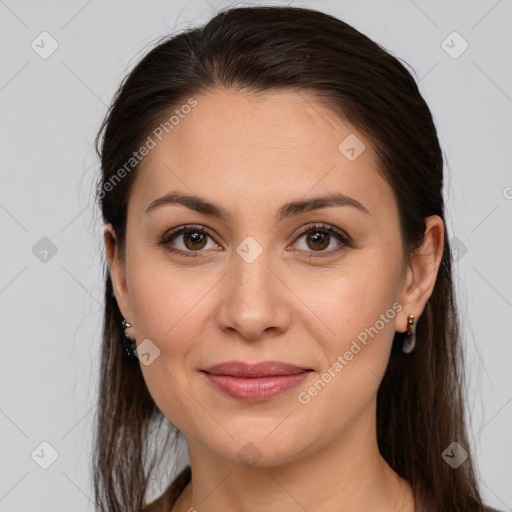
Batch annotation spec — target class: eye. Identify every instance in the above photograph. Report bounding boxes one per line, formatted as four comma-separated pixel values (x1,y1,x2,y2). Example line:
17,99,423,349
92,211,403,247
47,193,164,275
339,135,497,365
159,222,352,259
290,223,352,258
159,224,219,258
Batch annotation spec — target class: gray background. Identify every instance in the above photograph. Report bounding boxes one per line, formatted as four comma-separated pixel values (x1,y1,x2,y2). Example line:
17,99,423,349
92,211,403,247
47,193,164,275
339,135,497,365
0,0,511,510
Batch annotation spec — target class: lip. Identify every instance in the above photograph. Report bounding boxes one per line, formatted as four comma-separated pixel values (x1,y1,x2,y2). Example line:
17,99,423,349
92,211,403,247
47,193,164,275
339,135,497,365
201,361,313,401
202,361,311,377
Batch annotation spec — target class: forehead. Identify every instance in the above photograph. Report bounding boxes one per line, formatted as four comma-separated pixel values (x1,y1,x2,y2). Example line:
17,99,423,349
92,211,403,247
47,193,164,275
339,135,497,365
128,88,394,222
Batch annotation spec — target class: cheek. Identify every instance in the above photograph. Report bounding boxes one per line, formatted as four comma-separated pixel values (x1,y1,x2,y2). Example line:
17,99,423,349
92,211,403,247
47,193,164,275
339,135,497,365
296,255,399,342
300,259,400,394
126,251,216,348
126,258,216,431
293,286,398,444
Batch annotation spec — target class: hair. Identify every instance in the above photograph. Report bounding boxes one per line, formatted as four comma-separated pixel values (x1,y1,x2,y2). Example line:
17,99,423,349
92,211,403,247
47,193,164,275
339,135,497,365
92,5,489,512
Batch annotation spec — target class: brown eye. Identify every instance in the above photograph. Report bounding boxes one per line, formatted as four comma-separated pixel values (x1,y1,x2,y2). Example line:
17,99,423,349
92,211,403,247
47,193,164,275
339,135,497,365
305,231,330,251
161,225,218,257
182,231,208,250
292,223,352,258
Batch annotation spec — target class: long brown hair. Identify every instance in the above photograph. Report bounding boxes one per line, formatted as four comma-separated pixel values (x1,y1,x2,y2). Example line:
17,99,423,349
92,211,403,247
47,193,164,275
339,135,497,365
92,5,488,511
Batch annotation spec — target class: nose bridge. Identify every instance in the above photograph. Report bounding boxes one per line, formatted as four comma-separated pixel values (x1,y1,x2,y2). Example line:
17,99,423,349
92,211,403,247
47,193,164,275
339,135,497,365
216,236,289,339
231,235,276,306
234,237,272,290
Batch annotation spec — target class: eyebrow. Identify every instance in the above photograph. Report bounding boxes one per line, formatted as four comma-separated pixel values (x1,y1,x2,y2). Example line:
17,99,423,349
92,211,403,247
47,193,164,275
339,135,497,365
145,190,370,221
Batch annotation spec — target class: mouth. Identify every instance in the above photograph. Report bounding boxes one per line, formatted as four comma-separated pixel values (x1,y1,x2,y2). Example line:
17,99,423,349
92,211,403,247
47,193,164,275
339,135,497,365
200,361,313,401
202,360,313,377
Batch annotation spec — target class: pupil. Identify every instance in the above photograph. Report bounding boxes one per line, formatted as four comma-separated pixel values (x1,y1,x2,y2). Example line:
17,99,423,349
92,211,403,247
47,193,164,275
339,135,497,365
186,232,206,250
308,232,329,250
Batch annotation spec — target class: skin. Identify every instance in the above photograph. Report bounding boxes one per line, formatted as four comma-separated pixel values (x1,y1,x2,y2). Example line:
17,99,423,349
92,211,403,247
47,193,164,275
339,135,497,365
105,88,444,512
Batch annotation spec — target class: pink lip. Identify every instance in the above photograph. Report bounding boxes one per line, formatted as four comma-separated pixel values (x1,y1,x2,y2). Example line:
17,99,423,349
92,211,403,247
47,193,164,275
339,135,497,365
201,361,312,401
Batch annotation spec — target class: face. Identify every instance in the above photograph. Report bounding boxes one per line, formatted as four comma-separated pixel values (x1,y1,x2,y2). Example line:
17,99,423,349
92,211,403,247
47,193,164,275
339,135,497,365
106,88,428,467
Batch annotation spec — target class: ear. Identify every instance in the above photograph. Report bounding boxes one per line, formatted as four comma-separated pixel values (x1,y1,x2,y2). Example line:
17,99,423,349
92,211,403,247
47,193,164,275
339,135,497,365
104,224,133,324
395,215,444,332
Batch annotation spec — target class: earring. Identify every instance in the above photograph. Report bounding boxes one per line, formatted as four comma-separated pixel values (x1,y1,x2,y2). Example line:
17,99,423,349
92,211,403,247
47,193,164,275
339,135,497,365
121,318,138,361
401,314,416,354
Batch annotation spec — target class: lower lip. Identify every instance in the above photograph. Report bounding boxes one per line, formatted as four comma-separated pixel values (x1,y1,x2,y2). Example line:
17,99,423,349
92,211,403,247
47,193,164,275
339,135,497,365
203,372,311,401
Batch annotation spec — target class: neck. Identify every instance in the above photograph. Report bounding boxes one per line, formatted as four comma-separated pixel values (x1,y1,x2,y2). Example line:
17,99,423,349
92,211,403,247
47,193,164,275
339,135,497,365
173,399,415,512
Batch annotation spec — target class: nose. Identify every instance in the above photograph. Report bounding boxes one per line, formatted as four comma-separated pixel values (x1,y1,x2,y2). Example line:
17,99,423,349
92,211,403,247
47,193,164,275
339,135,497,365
216,248,292,341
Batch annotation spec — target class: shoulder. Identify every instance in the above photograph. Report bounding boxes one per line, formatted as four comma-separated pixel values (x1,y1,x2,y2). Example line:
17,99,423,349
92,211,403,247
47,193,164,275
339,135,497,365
142,465,191,512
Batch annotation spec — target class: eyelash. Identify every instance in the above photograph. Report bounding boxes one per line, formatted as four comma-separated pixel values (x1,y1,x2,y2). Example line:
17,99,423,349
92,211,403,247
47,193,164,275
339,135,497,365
158,223,352,259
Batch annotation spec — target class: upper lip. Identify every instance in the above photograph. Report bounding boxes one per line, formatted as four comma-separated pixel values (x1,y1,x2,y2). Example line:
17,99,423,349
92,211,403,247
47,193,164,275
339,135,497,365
202,361,312,378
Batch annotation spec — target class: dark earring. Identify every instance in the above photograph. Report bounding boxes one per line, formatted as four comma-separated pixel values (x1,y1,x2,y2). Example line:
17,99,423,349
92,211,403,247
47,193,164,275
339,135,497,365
121,319,138,361
401,314,416,354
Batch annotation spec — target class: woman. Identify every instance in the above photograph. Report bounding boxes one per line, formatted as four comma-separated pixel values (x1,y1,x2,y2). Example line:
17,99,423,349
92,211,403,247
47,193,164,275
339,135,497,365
92,5,502,512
